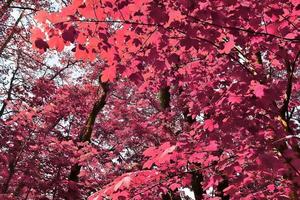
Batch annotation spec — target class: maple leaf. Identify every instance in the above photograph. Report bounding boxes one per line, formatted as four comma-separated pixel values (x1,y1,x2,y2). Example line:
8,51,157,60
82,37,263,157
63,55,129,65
204,119,215,132
114,176,132,191
48,36,64,52
204,140,218,151
249,80,268,98
34,38,49,52
266,23,279,35
158,144,176,163
220,34,235,54
167,9,184,26
169,183,181,191
189,152,206,163
228,95,242,104
34,10,49,23
267,184,275,192
101,65,116,82
62,26,78,43
149,7,169,24
143,146,157,157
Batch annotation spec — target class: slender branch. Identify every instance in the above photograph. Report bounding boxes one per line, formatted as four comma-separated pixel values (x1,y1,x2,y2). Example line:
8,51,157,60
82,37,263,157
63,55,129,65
8,6,38,11
49,60,76,81
0,11,23,56
0,51,20,118
187,15,300,42
279,51,299,131
61,0,70,7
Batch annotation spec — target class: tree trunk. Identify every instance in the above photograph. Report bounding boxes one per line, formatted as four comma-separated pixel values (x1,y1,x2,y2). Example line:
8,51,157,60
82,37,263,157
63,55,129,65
68,80,109,198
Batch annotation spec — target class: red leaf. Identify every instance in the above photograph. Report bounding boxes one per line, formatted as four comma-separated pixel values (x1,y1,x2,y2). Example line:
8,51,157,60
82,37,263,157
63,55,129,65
228,95,242,104
249,80,267,98
204,119,215,132
101,65,116,82
204,141,218,151
169,183,181,191
34,38,49,52
220,35,235,54
34,10,49,23
114,176,132,191
266,23,279,35
143,146,157,157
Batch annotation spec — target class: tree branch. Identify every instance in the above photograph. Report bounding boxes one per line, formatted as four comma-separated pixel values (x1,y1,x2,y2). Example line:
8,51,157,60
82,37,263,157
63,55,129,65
0,51,20,118
279,51,299,132
187,15,300,43
0,11,23,56
8,6,38,12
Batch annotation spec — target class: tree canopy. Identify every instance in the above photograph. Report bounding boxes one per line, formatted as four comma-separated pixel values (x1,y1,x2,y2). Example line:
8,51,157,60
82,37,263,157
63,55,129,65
1,0,300,199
